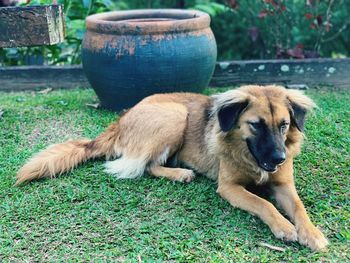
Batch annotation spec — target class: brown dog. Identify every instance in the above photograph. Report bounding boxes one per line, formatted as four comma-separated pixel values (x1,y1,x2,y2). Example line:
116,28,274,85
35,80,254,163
16,85,328,251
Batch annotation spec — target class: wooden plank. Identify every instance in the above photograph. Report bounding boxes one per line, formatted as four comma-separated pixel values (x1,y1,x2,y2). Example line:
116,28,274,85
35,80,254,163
211,58,350,89
0,58,349,91
0,65,89,91
0,5,65,47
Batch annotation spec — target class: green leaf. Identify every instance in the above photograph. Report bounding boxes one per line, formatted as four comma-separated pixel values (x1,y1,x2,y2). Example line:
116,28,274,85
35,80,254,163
192,3,226,17
210,2,226,13
193,4,216,16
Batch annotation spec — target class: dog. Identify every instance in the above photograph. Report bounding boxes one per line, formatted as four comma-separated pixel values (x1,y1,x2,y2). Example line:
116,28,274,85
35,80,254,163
16,85,328,251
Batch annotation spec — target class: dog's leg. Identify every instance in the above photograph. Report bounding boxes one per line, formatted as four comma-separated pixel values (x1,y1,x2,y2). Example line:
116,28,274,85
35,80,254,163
273,183,329,251
272,160,328,251
217,161,297,242
104,101,189,179
217,182,298,242
148,165,195,183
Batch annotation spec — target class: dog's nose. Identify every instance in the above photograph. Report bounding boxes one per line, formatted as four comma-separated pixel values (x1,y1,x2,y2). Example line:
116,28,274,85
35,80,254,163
271,151,286,165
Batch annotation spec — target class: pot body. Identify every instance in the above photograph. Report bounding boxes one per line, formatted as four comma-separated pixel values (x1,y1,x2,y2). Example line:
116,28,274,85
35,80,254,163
82,9,217,111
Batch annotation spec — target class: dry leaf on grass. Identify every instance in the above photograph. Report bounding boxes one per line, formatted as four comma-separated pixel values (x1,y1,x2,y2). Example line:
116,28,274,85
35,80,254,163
38,88,53,94
259,242,286,252
86,103,100,109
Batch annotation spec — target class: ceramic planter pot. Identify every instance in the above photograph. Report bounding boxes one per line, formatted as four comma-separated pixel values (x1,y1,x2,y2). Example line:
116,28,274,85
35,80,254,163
82,9,217,111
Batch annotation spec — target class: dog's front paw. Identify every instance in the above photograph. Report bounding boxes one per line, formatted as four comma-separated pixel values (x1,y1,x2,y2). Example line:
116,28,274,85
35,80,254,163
178,169,195,183
271,217,298,242
297,223,328,251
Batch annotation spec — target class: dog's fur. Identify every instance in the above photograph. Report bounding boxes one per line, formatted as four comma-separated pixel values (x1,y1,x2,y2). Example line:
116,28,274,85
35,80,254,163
16,85,328,251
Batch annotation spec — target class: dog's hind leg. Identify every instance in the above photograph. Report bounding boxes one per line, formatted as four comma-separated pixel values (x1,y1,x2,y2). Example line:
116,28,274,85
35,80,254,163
104,101,189,179
148,166,195,183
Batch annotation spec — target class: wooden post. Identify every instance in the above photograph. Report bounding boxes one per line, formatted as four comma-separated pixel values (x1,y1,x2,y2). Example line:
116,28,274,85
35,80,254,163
0,5,65,47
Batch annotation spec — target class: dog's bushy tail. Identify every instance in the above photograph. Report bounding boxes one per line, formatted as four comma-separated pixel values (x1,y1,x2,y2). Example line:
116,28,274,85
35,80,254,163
15,122,120,185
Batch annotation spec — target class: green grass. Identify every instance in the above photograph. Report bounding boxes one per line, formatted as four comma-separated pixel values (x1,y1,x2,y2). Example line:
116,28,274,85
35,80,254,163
0,88,349,262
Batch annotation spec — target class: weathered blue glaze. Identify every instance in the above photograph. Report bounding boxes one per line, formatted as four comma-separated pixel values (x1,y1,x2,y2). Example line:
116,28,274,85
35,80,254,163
82,9,217,111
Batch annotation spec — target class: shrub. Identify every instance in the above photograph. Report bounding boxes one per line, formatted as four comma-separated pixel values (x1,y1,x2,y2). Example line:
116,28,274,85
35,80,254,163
0,0,349,66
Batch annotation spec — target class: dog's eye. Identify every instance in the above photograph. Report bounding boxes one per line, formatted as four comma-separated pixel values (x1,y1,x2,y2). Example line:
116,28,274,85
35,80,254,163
248,122,261,130
280,122,289,133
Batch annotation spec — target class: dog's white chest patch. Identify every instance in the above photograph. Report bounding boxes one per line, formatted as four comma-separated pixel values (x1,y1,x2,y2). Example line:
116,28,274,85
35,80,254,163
256,170,269,185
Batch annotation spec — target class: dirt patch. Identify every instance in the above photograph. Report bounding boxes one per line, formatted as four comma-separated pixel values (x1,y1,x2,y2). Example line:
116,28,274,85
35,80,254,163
24,113,86,149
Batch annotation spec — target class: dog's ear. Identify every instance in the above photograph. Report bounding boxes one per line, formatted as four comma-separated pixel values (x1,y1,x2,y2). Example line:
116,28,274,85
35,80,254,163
212,90,250,132
289,102,307,132
218,101,249,132
286,89,316,132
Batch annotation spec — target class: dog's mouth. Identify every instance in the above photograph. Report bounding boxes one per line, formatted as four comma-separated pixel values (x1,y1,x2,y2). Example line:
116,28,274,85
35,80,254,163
246,141,277,173
246,140,281,173
259,162,277,173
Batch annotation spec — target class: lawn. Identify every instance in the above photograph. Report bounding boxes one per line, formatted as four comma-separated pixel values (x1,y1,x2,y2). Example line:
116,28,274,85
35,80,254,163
0,88,349,262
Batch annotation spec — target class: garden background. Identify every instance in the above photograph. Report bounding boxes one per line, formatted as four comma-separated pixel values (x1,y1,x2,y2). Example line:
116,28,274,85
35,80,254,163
1,0,349,66
0,0,349,261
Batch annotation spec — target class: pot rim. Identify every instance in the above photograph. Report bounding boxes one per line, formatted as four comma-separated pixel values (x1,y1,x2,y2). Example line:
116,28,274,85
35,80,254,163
86,9,211,35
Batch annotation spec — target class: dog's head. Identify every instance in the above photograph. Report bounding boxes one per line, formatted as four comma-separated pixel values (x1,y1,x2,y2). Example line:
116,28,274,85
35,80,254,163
211,85,315,173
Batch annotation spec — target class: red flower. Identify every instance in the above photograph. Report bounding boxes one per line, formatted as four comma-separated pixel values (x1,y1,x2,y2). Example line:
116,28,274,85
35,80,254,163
258,10,269,18
265,0,278,7
304,13,313,20
287,46,304,59
227,0,239,9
